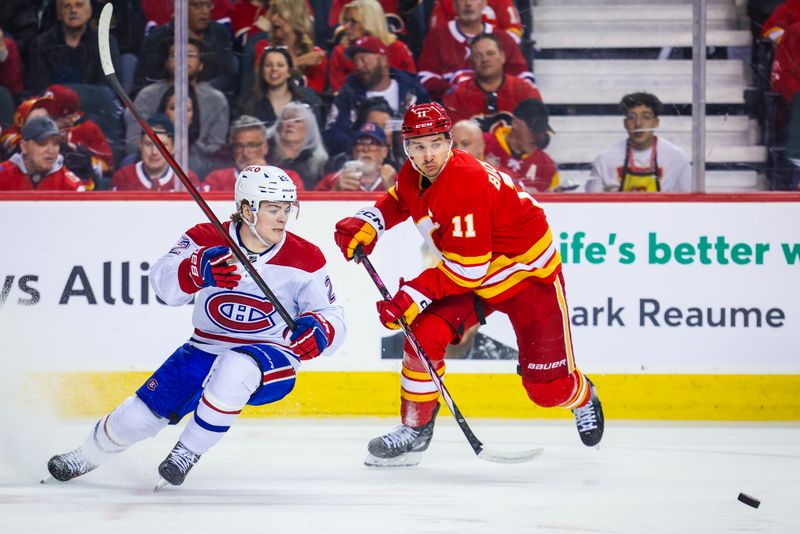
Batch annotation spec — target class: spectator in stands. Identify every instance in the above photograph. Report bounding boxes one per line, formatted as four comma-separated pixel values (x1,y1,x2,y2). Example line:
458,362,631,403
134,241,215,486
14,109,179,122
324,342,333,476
352,96,404,169
238,46,322,130
328,0,416,93
141,0,233,33
126,39,229,178
484,98,561,193
429,0,523,43
417,0,533,101
0,27,23,97
1,96,53,160
315,122,396,191
262,0,327,94
268,102,328,190
0,116,85,191
135,0,237,98
202,114,305,191
0,0,39,59
25,0,121,94
586,92,691,193
111,114,200,191
231,0,270,50
451,119,486,159
324,36,429,161
771,19,800,188
444,33,542,128
328,0,407,35
762,0,800,44
43,84,112,183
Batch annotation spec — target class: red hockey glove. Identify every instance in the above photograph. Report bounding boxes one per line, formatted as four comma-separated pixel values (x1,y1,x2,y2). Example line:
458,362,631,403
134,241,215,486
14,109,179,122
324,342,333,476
183,246,241,291
376,289,420,330
288,312,335,360
333,207,383,261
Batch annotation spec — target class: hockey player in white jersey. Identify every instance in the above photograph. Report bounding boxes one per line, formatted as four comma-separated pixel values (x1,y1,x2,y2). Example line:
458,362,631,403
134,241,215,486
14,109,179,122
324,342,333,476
46,166,345,488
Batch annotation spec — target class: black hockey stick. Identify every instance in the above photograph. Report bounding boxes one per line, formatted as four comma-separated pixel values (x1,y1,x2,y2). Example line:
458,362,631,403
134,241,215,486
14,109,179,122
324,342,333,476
97,4,295,330
354,246,543,464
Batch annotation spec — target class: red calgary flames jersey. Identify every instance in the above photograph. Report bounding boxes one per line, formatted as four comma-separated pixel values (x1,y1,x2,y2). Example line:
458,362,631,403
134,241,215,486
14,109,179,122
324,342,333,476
374,149,561,303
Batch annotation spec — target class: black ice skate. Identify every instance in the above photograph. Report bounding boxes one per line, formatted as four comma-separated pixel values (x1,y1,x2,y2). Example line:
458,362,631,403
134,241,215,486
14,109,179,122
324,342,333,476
572,378,604,447
47,448,98,482
365,404,440,467
156,441,201,488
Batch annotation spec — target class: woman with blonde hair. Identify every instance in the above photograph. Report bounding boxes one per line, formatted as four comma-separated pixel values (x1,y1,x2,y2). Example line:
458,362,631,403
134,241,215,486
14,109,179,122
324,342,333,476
328,0,416,92
268,102,329,189
250,0,328,94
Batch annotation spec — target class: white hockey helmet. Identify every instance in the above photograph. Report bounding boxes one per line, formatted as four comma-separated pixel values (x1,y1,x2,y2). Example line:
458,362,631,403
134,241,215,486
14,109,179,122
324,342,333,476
234,165,297,212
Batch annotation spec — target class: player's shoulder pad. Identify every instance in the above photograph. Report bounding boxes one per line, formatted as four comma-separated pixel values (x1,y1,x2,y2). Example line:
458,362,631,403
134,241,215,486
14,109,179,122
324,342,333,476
270,232,326,273
185,221,232,247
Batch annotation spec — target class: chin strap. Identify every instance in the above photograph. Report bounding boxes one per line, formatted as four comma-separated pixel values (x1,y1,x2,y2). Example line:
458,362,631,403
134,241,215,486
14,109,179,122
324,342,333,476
243,211,274,249
404,138,454,180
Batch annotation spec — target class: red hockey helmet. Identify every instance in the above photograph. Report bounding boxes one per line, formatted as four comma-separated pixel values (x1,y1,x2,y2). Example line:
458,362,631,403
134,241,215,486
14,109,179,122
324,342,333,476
401,102,452,140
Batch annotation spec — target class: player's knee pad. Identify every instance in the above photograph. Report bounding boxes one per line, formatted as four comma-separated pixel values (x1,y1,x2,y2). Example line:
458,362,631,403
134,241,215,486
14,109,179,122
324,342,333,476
522,372,578,408
205,351,262,407
107,395,168,444
232,344,297,406
401,313,453,370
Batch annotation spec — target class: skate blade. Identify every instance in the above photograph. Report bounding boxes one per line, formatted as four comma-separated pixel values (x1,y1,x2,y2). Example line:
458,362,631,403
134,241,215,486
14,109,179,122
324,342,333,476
364,452,421,468
40,476,55,484
153,478,169,492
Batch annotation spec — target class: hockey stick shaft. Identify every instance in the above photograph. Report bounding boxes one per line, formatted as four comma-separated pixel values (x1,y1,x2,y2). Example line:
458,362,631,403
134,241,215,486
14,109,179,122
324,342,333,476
97,4,295,330
354,247,486,456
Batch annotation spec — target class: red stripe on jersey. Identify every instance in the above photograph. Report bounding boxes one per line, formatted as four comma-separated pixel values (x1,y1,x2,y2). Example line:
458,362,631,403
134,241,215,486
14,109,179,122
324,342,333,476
263,367,295,384
201,394,242,415
193,328,265,345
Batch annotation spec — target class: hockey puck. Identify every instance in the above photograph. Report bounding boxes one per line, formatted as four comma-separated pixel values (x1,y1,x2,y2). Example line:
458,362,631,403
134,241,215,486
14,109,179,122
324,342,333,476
737,493,760,509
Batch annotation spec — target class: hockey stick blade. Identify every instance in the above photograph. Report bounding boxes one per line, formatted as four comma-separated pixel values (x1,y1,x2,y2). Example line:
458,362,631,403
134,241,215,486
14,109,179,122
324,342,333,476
478,446,544,464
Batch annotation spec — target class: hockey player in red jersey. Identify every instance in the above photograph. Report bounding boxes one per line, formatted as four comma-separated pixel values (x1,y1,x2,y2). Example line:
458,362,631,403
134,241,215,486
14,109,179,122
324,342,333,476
334,102,603,467
47,166,345,487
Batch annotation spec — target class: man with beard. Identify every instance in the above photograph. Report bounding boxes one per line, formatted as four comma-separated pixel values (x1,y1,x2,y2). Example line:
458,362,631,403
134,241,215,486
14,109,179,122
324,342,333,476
323,36,429,161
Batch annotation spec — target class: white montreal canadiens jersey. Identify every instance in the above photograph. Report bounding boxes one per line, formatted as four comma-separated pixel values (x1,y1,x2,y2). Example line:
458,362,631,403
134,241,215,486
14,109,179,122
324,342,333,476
149,220,346,365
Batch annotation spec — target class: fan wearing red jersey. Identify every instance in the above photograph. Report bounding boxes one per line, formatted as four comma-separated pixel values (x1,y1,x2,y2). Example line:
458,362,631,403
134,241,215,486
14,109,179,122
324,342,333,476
335,102,604,467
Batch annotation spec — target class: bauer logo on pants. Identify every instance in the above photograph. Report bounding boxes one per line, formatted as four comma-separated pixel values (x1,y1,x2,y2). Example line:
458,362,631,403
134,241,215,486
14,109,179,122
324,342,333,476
205,292,276,333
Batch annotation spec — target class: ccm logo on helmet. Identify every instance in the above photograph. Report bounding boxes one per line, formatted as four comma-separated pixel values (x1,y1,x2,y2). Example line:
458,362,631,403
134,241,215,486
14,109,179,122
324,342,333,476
205,292,277,333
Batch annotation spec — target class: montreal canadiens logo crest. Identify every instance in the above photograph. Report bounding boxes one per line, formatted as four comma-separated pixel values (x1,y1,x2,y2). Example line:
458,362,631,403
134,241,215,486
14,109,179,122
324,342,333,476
205,292,277,333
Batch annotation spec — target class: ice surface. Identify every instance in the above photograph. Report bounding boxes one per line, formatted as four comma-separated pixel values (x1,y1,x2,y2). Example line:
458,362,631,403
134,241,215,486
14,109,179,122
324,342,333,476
1,418,798,533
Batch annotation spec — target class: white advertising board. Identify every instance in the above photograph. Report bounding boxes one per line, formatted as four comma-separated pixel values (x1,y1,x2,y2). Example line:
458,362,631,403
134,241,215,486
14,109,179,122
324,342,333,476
0,199,798,374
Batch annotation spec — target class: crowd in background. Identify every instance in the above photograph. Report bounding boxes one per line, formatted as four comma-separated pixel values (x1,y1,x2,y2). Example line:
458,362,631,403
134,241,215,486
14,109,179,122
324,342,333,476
0,0,797,193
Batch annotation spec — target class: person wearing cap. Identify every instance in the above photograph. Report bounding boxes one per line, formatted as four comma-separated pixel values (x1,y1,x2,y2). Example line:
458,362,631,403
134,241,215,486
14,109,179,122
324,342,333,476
484,98,561,193
25,0,120,94
201,114,305,192
324,35,429,162
327,0,416,93
444,33,542,128
111,114,200,192
315,122,396,191
0,116,84,191
417,0,533,101
43,84,113,182
0,95,53,160
333,101,604,467
586,92,691,192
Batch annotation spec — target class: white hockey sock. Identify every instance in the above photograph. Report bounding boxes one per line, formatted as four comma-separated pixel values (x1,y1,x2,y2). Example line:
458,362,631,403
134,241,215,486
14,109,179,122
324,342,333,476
179,352,260,455
81,395,167,465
